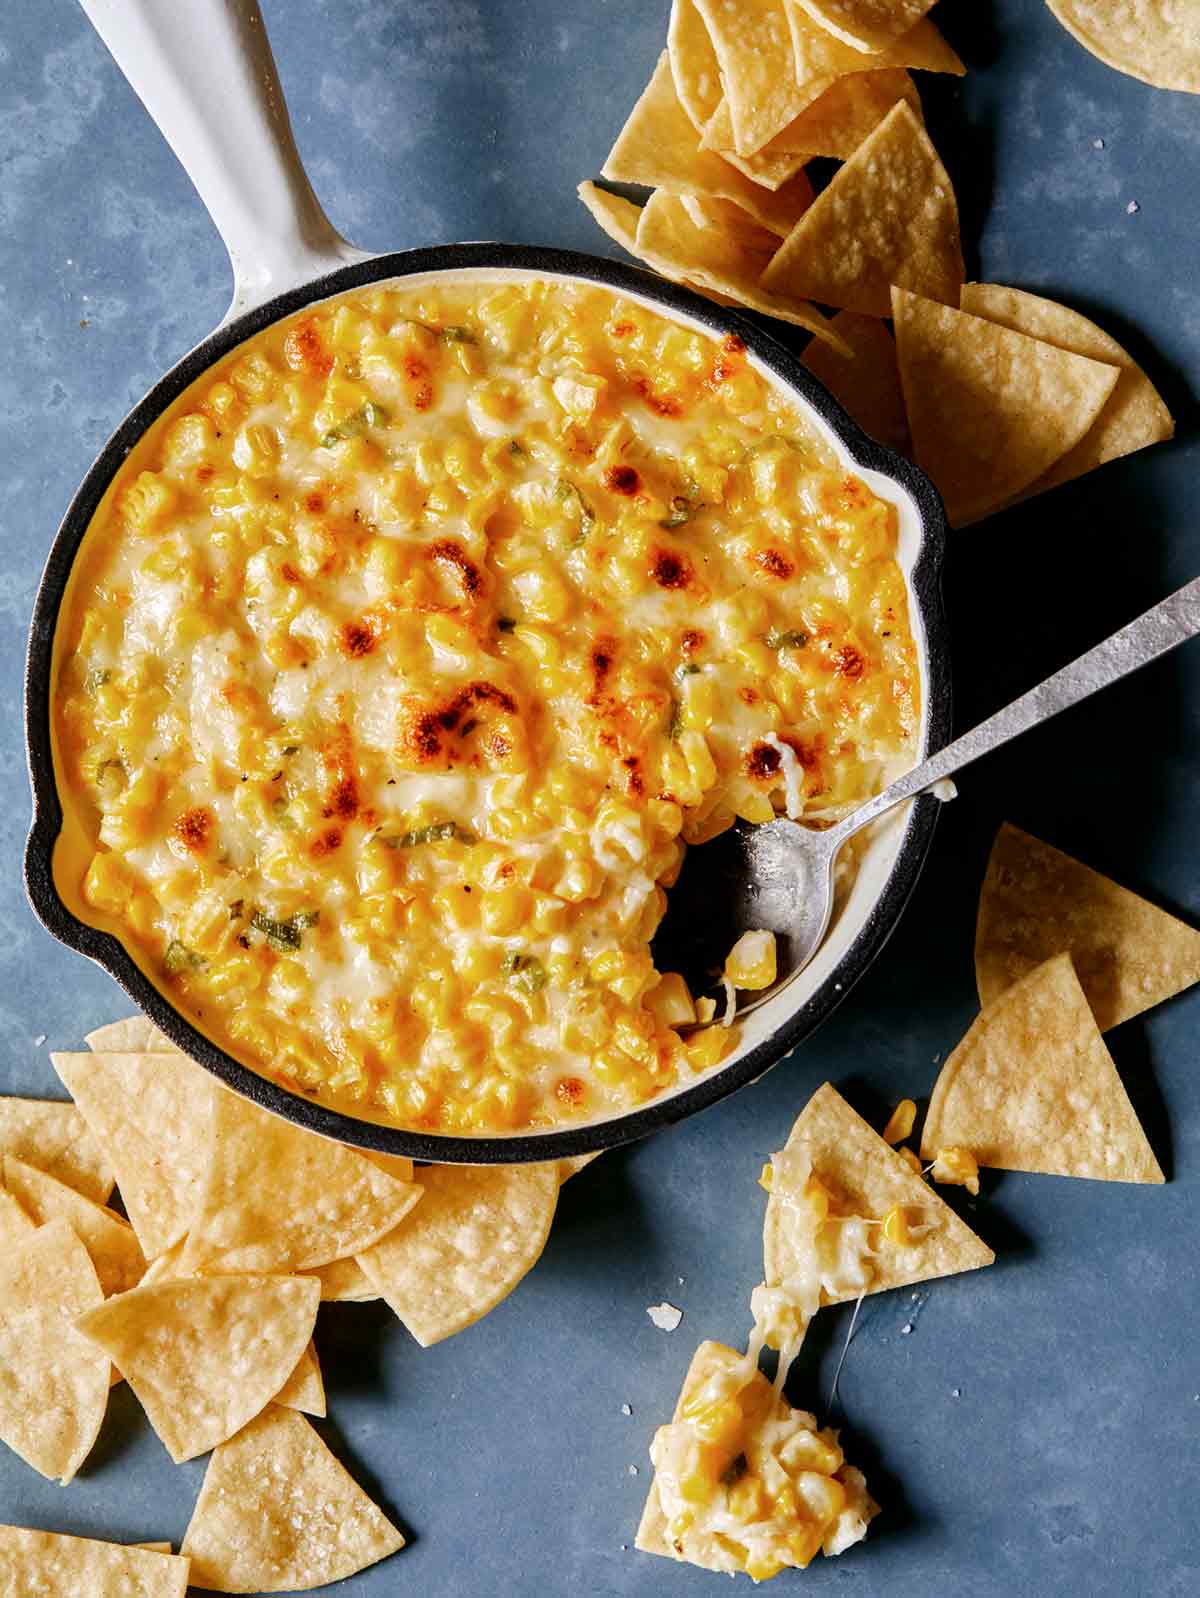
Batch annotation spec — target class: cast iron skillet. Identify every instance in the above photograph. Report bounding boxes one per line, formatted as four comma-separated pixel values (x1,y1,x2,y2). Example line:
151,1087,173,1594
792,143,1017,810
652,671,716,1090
23,0,950,1164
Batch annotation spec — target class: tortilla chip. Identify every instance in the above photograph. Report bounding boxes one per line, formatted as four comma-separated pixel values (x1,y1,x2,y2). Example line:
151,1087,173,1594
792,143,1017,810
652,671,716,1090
705,67,920,178
85,1016,179,1054
699,101,811,189
922,954,1164,1183
180,1088,422,1276
75,1274,321,1464
787,6,965,90
635,190,847,349
1045,0,1200,93
636,1341,877,1566
0,1097,114,1204
275,1340,326,1417
793,0,936,54
892,287,1120,524
2,1155,145,1297
802,310,910,453
959,282,1174,495
356,1163,559,1347
132,1542,174,1555
668,0,723,132
975,822,1200,1030
302,1254,379,1302
762,103,964,318
764,1083,994,1299
0,1527,189,1597
182,1405,404,1591
695,0,812,155
49,1050,216,1259
601,53,816,237
0,1218,109,1482
362,1149,416,1183
558,1152,600,1181
577,181,645,260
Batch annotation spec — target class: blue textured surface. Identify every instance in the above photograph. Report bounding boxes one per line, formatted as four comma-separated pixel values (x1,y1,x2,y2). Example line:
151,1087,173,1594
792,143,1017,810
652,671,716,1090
2,2,1199,1593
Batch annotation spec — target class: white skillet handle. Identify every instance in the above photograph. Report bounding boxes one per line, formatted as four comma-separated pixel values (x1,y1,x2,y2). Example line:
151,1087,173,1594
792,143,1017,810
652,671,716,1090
78,0,371,321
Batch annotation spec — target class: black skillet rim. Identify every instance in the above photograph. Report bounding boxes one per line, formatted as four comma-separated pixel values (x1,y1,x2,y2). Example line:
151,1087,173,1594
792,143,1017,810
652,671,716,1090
24,241,951,1163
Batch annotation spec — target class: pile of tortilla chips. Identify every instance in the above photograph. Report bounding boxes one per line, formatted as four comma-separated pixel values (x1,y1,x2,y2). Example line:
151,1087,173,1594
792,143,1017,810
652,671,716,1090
580,3,1174,526
581,0,968,350
0,1015,574,1592
921,822,1200,1181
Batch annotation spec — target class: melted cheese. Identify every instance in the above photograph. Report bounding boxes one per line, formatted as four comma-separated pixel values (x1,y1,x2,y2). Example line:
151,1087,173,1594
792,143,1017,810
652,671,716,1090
55,275,919,1133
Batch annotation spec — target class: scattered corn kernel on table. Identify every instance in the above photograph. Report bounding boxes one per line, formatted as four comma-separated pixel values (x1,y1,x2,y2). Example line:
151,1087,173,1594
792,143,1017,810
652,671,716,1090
3,0,1199,1593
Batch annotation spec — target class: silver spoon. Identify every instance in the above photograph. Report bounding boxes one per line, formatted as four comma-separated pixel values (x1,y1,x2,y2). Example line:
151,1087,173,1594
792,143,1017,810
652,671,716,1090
652,575,1200,1016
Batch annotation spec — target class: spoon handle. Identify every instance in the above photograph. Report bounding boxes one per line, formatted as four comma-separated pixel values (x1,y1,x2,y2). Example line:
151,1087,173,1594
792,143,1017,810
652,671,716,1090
831,573,1200,846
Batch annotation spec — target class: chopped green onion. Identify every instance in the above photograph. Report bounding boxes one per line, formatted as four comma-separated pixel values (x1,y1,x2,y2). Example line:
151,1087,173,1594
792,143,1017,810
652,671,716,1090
84,667,111,695
249,910,317,952
378,821,474,850
674,663,701,681
508,440,526,457
281,744,301,757
555,478,596,544
319,401,390,448
501,950,548,993
660,494,703,529
439,325,477,344
164,939,206,974
667,698,684,740
765,629,809,650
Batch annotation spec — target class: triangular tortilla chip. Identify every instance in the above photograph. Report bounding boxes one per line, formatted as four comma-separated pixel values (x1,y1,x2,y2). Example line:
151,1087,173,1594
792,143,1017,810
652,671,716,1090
275,1339,326,1417
0,1527,189,1597
75,1274,321,1464
182,1406,404,1591
975,823,1200,1030
85,1016,180,1053
787,6,965,90
0,1097,114,1203
694,0,811,155
762,102,964,318
558,1152,600,1181
577,181,644,258
959,282,1174,495
302,1254,379,1302
668,0,723,133
0,1218,109,1483
793,0,936,54
179,1088,422,1276
802,310,910,453
698,109,811,190
704,67,921,174
923,954,1164,1183
892,287,1120,524
356,1163,559,1347
2,1155,145,1297
601,53,816,237
765,1083,994,1299
634,191,847,349
49,1050,216,1259
636,1341,876,1569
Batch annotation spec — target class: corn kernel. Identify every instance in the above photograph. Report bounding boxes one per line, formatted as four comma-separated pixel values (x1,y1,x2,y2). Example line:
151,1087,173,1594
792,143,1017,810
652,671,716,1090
931,1145,980,1196
725,929,777,990
881,1098,917,1145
